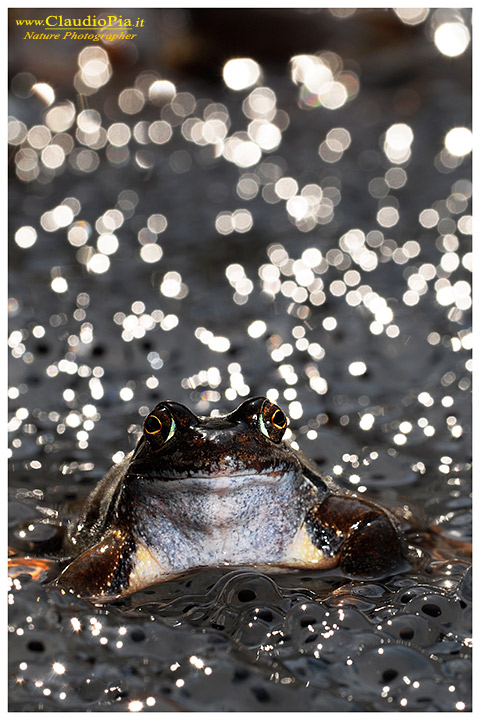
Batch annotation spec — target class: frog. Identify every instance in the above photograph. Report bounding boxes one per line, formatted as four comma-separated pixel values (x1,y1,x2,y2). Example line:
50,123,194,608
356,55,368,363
56,396,409,600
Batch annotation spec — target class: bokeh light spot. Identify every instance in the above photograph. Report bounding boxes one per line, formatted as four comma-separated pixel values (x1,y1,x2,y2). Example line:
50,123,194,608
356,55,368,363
223,58,261,90
434,22,470,57
394,8,429,25
445,127,472,157
15,226,37,249
87,253,110,274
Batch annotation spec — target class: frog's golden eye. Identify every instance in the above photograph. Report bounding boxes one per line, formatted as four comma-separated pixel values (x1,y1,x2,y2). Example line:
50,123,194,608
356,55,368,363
144,415,163,435
259,400,288,443
144,410,176,446
272,408,287,430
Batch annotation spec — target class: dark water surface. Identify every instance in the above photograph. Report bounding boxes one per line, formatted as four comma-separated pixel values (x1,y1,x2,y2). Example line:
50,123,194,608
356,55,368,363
8,8,471,712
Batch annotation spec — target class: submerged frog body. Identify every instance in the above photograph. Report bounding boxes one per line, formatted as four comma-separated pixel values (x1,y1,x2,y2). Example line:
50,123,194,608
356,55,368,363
57,397,408,599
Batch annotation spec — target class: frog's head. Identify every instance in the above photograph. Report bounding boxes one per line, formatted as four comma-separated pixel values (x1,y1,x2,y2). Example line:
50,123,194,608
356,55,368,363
126,396,302,489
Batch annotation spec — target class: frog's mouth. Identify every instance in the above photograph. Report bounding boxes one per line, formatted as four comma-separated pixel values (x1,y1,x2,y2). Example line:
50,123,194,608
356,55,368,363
136,468,295,490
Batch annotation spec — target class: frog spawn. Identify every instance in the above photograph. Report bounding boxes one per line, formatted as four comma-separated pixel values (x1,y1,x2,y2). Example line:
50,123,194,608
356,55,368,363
9,563,471,711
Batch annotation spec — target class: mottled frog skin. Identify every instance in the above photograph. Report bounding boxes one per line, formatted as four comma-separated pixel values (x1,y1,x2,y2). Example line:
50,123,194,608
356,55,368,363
57,397,408,600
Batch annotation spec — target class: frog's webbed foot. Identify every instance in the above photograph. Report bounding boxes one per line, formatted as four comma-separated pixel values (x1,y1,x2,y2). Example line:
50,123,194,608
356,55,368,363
306,495,409,579
55,530,170,600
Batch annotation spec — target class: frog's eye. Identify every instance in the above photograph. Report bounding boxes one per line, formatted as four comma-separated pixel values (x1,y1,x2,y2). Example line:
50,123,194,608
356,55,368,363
144,415,162,435
272,408,287,429
259,400,288,443
144,410,176,447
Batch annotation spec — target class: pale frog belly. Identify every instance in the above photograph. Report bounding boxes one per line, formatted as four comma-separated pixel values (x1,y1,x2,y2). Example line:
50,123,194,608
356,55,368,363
132,472,313,571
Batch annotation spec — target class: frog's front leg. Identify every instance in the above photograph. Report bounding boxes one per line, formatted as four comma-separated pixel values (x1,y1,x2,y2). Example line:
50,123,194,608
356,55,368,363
55,530,171,600
287,494,408,579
